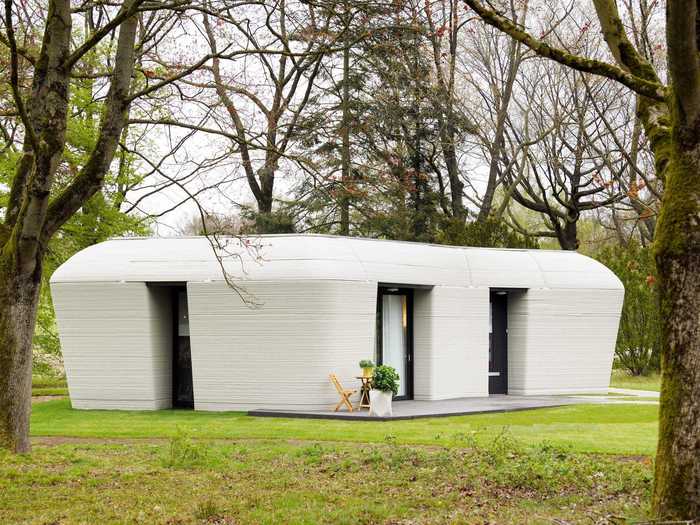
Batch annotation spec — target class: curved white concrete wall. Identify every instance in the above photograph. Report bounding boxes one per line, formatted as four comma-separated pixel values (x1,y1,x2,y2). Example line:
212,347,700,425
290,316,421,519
52,282,172,410
508,289,624,395
187,280,376,411
413,287,489,401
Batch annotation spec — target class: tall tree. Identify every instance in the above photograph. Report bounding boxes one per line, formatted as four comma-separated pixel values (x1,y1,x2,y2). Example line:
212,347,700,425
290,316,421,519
459,0,527,222
501,63,629,249
297,0,383,235
463,0,699,518
0,0,205,453
196,0,330,232
357,0,443,241
424,0,474,222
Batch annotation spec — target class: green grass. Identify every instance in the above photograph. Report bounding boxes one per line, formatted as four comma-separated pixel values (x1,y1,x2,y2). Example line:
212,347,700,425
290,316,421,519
610,370,661,392
32,375,67,388
31,399,659,456
32,374,67,397
17,398,660,523
1,436,653,524
31,387,69,396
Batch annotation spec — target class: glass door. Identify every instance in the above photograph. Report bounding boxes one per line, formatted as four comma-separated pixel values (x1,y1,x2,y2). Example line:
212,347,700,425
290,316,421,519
488,291,508,394
376,287,413,400
173,288,194,408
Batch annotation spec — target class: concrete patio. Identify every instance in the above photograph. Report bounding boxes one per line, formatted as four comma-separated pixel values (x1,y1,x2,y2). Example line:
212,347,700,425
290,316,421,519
248,395,591,421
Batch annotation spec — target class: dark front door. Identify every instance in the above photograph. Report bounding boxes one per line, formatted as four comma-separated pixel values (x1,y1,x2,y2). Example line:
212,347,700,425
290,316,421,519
376,287,413,400
173,289,194,408
489,292,508,394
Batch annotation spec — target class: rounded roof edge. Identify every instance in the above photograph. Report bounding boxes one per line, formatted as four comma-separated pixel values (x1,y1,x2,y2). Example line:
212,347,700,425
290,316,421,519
50,234,624,290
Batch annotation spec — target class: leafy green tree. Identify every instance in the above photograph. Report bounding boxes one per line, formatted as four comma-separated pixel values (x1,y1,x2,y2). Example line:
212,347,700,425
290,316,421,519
14,58,150,375
0,0,193,453
595,243,661,376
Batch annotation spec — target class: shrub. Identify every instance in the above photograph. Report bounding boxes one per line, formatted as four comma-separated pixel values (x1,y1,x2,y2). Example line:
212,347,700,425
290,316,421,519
359,359,375,369
193,499,221,520
594,243,661,375
372,365,400,395
437,218,539,249
163,429,209,468
241,209,296,234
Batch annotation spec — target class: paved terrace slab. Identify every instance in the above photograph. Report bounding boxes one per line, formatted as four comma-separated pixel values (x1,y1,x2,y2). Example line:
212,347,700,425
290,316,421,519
248,395,591,421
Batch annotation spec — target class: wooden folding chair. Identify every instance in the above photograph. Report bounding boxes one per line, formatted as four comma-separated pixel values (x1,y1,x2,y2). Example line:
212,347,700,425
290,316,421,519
329,373,357,412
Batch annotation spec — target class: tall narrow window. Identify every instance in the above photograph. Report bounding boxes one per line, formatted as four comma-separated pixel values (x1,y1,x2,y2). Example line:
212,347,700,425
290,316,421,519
382,294,407,398
377,287,413,400
173,288,194,408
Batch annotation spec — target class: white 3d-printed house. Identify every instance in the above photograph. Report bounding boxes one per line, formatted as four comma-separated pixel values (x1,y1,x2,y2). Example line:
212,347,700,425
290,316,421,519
50,234,624,411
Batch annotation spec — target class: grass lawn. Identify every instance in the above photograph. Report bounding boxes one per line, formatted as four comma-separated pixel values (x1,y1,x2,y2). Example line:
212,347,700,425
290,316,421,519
31,399,659,456
610,370,661,392
10,399,659,523
4,434,653,524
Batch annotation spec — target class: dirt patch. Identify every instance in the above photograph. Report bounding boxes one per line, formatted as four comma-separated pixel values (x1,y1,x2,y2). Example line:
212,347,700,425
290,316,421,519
32,395,66,404
31,436,167,447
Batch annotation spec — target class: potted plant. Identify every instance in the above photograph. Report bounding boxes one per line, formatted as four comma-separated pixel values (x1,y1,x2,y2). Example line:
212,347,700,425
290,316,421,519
359,359,375,378
369,365,399,417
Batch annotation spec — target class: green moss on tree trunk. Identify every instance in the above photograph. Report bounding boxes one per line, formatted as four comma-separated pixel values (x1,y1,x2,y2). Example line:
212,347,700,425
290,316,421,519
0,243,42,453
650,111,700,519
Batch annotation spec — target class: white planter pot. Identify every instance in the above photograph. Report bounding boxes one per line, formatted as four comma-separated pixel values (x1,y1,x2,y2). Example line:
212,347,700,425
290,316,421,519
369,390,393,417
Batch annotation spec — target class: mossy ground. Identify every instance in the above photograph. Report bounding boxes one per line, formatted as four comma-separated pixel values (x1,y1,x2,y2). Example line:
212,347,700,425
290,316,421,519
2,435,652,524
14,383,661,523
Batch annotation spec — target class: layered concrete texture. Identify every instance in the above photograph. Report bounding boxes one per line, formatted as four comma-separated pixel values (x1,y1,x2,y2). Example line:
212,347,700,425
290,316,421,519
51,234,624,411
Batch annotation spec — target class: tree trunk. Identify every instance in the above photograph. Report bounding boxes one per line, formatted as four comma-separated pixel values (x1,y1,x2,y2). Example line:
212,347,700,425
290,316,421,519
556,219,579,250
339,21,351,236
477,28,522,223
0,0,140,454
439,122,465,221
255,164,275,218
0,252,42,453
651,126,700,520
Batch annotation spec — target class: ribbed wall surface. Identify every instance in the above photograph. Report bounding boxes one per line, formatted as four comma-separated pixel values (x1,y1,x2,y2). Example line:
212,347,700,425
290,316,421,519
508,289,623,394
414,287,489,400
187,280,376,411
50,235,624,410
52,282,172,409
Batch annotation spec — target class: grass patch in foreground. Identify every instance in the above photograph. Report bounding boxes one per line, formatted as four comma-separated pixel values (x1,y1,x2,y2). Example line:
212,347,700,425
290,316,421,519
2,434,652,524
610,370,661,392
32,400,659,455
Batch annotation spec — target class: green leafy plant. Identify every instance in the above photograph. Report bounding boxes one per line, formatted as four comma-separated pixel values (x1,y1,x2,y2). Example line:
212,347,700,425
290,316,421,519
594,242,661,376
372,365,400,395
359,359,375,369
436,217,539,249
163,428,209,468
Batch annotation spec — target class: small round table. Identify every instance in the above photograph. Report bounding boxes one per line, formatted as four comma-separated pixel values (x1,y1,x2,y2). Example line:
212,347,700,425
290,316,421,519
355,376,372,409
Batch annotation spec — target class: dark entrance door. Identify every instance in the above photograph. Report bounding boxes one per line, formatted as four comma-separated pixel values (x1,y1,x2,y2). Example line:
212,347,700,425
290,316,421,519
489,291,508,394
376,287,413,400
173,288,194,408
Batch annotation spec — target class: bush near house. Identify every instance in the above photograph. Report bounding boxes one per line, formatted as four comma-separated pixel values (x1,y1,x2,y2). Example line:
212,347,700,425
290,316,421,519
32,375,68,397
372,365,400,395
594,243,661,376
